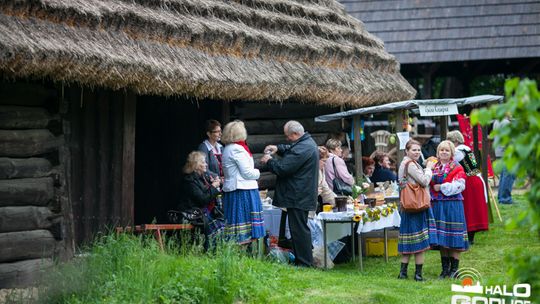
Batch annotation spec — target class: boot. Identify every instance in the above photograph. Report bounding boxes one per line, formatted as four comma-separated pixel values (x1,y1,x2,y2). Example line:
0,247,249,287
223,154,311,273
468,232,475,245
414,264,424,282
448,258,460,279
397,262,408,279
438,256,451,279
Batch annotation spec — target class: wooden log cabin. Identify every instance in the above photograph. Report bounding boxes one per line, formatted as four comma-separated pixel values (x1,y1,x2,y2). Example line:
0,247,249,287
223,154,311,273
0,0,415,287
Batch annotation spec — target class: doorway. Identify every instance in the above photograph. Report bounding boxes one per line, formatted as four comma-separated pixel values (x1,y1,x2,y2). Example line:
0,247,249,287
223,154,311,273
134,96,222,224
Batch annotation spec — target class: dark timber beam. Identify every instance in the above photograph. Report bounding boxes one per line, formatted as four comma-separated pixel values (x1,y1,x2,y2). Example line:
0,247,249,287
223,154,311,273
121,92,136,226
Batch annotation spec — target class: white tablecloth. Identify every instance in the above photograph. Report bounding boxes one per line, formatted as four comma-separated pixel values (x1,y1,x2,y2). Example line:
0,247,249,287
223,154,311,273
316,206,401,242
262,207,289,237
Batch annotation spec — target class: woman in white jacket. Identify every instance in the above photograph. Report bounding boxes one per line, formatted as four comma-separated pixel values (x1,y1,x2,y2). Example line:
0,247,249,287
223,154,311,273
221,120,265,244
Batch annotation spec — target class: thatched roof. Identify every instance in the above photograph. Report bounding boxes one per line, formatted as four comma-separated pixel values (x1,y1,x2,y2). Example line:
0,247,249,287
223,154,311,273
0,0,415,107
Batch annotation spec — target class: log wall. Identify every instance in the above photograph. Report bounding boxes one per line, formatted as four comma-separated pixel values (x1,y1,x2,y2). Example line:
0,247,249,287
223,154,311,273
0,81,67,288
230,101,347,194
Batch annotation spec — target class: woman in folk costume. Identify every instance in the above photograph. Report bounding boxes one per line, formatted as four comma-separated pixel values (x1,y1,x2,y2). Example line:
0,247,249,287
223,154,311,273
397,139,437,281
430,140,469,279
446,131,489,245
221,120,265,244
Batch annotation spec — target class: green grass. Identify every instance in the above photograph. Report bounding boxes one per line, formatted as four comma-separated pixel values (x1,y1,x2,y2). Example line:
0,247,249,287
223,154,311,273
36,195,539,304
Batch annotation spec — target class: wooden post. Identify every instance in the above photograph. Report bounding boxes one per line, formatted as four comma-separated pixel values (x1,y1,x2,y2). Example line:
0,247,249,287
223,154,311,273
422,72,432,99
394,110,405,165
440,116,448,140
121,92,136,226
472,123,481,165
353,115,363,179
481,125,489,184
82,89,97,240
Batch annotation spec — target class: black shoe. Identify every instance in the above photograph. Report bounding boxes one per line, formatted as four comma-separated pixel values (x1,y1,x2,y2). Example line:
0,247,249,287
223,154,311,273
414,264,424,281
448,258,460,279
439,256,451,279
397,262,408,279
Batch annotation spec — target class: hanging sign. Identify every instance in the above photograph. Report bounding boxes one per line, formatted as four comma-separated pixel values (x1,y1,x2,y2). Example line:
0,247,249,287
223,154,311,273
419,104,458,117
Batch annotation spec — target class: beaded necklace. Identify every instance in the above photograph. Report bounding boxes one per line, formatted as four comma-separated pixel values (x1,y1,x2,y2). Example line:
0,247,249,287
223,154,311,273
433,160,457,180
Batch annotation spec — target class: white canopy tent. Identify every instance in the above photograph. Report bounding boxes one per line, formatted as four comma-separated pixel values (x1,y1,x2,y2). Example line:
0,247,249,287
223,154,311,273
314,95,503,182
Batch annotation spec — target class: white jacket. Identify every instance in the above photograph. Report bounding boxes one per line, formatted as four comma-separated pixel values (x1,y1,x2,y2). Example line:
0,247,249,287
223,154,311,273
222,144,260,192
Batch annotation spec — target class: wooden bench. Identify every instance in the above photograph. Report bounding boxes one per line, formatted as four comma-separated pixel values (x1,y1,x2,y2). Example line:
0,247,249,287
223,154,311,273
116,224,194,250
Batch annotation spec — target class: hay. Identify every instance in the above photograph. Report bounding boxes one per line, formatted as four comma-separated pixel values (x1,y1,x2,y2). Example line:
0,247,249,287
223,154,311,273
0,0,416,106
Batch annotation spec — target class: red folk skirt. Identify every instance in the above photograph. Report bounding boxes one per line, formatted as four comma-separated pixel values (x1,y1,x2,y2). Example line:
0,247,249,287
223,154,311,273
462,175,489,232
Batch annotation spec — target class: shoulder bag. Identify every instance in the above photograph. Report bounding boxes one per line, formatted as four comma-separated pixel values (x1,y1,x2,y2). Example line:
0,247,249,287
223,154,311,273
332,156,352,196
400,160,430,213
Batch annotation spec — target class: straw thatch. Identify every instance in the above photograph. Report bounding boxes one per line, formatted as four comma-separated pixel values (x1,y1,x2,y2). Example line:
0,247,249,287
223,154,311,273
0,0,415,107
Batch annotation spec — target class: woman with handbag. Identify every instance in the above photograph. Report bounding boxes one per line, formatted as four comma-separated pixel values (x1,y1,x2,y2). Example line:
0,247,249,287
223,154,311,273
181,151,225,249
324,138,354,195
430,140,469,279
221,120,265,245
397,139,437,281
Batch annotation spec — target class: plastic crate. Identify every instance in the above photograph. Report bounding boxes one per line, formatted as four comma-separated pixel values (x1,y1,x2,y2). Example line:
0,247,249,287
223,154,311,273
365,237,398,257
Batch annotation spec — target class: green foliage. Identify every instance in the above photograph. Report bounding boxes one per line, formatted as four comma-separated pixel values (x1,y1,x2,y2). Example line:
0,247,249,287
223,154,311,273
471,78,540,303
469,74,506,96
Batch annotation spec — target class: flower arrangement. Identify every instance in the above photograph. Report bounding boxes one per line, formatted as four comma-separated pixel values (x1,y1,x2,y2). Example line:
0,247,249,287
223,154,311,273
351,177,370,201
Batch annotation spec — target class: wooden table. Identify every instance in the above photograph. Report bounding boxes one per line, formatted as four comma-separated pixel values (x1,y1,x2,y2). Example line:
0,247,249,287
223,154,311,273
317,202,401,270
116,224,194,250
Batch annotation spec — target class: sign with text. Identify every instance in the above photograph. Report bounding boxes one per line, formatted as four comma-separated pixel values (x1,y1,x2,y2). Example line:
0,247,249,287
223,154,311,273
419,104,458,116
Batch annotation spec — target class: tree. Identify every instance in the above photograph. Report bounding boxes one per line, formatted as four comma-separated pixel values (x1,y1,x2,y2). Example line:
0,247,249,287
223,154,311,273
471,78,540,302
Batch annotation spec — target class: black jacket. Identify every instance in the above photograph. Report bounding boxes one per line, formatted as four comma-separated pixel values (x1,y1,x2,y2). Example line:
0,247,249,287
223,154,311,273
179,172,220,211
267,133,319,211
371,164,397,184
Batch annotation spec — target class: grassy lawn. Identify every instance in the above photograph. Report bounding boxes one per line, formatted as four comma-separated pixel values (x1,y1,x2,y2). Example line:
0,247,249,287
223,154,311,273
33,194,539,304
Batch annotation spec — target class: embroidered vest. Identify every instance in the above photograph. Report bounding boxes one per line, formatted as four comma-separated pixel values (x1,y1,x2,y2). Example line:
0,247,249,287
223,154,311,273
458,148,480,176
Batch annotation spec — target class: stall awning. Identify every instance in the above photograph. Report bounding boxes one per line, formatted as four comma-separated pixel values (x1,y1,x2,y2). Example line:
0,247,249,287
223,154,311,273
315,95,503,122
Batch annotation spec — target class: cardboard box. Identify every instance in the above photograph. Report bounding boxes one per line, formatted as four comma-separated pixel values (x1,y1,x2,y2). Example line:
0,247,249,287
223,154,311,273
365,237,398,257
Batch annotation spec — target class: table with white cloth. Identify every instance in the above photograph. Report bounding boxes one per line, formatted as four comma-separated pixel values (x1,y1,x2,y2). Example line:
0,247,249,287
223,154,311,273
316,204,401,270
262,206,290,238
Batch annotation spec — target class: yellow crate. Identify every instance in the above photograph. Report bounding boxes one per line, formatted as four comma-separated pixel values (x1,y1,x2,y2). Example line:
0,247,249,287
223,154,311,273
365,237,398,257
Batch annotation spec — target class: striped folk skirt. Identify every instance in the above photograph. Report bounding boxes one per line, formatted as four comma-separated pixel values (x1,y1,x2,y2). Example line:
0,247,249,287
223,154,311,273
223,189,265,244
398,208,438,255
431,199,470,251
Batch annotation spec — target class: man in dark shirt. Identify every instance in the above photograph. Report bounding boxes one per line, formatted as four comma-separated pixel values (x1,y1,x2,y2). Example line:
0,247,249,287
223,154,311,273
261,121,319,267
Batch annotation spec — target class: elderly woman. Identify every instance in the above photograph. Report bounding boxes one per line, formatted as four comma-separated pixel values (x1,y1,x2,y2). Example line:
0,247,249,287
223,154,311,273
325,138,354,195
198,119,223,178
430,140,469,279
181,151,224,247
362,156,375,184
371,151,397,184
446,130,489,245
221,120,265,244
397,139,436,281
